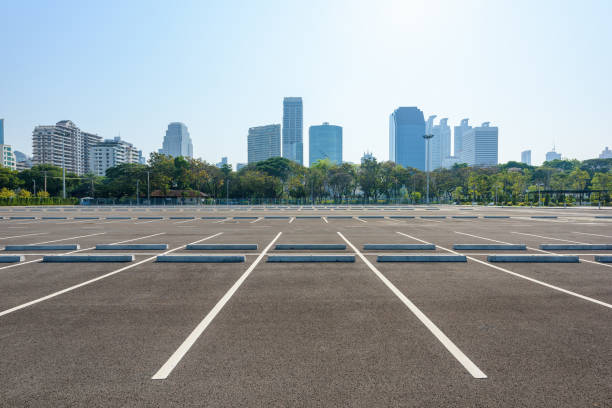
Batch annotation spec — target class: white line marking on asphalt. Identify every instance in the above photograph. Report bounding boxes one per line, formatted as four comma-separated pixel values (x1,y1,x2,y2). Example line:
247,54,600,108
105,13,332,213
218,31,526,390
396,232,431,244
338,231,486,379
289,217,295,224
28,232,106,246
356,217,367,223
0,233,49,240
422,231,612,308
152,231,283,380
0,232,222,318
323,217,328,224
174,219,197,224
573,232,612,239
511,232,584,244
250,217,262,223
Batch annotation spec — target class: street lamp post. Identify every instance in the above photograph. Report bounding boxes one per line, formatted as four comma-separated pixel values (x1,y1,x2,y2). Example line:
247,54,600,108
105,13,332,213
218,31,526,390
62,138,66,199
422,134,434,204
147,171,150,205
538,183,543,207
136,180,140,206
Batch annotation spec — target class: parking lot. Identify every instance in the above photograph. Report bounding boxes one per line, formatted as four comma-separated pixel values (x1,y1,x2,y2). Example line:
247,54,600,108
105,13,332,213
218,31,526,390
1,205,611,407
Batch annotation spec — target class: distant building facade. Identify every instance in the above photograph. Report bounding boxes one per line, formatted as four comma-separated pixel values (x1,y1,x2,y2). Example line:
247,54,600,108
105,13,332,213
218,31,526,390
453,118,471,161
545,148,561,162
89,137,141,176
32,120,102,175
14,151,32,171
248,124,281,163
599,147,612,159
236,163,247,171
389,107,426,170
216,157,228,168
282,97,303,165
309,122,342,166
361,151,375,164
521,150,532,165
1,144,17,170
0,119,4,144
461,122,498,167
159,122,193,158
426,116,451,170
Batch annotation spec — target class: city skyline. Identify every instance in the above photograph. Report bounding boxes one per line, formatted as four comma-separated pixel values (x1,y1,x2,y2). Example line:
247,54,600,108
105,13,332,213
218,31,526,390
1,1,610,167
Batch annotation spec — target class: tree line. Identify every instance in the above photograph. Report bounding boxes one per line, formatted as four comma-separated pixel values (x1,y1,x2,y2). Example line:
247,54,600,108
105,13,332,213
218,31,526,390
1,153,611,205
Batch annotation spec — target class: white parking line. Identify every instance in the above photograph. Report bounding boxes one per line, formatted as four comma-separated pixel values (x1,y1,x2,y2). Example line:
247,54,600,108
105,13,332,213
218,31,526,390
0,233,49,240
573,232,612,239
511,231,584,244
289,217,295,224
323,217,328,224
407,231,612,309
338,231,486,379
356,217,367,223
250,217,262,224
0,232,221,318
27,232,106,246
152,231,282,380
175,219,197,224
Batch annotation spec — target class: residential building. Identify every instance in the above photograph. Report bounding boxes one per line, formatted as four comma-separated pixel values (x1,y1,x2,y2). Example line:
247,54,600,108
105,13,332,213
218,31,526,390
599,146,612,159
389,107,426,170
453,118,471,161
282,97,303,165
248,124,281,163
521,150,532,165
545,147,561,162
159,122,193,158
216,157,228,168
0,119,4,144
1,144,17,170
32,120,102,175
462,122,498,167
309,122,342,166
89,136,141,176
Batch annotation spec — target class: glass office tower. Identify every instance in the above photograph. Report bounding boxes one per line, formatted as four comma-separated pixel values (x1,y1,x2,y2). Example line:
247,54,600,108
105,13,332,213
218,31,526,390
389,107,426,170
309,122,342,166
282,97,303,165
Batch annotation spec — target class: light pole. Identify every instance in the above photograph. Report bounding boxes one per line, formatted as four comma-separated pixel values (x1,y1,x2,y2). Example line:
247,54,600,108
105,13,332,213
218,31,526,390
538,183,543,207
136,179,140,206
422,134,434,204
147,171,150,205
62,138,66,199
226,178,230,207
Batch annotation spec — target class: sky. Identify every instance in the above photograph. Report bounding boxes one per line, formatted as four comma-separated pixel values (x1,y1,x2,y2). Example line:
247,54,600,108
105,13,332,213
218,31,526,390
1,0,611,166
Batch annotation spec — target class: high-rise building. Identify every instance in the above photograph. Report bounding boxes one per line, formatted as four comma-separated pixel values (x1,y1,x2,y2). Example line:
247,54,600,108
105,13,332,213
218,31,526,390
389,107,426,170
32,120,102,175
14,151,32,171
1,144,17,170
453,118,471,161
462,122,498,167
282,97,303,165
248,124,281,163
89,137,142,176
361,151,375,164
0,119,4,144
159,122,193,158
216,157,228,168
521,150,532,165
309,122,342,166
426,116,451,170
236,163,247,171
598,147,612,159
545,148,561,162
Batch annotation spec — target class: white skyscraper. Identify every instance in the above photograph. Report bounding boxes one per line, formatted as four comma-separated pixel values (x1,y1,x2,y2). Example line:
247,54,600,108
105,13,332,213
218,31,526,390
462,122,498,167
453,118,472,162
159,122,193,158
521,150,532,165
248,124,281,163
425,116,451,170
598,147,612,159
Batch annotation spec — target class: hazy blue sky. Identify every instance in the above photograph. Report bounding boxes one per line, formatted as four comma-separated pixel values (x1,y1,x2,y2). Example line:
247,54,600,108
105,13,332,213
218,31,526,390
1,0,610,166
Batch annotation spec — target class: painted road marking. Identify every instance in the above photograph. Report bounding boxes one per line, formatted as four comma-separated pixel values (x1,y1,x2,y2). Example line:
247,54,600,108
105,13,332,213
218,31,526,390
289,217,295,224
250,217,262,223
0,232,221,318
573,232,612,239
0,233,49,240
412,231,612,309
511,232,584,244
25,232,106,246
323,217,328,224
338,231,486,379
152,231,282,380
